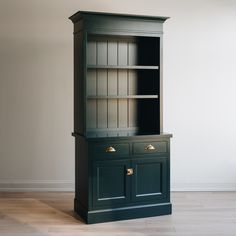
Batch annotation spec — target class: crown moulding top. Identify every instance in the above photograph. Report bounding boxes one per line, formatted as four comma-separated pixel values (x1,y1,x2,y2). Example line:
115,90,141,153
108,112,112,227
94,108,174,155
69,11,169,23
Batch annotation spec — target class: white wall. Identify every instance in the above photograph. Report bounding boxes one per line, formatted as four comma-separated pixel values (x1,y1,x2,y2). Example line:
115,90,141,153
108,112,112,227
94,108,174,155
0,0,236,191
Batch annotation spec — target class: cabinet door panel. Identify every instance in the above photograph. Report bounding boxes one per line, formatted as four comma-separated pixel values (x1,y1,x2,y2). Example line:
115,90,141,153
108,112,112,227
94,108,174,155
93,159,131,207
131,157,168,203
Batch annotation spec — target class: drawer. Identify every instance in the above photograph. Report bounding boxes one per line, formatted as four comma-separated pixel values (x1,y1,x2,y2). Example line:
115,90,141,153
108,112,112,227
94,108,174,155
89,143,129,157
132,141,167,155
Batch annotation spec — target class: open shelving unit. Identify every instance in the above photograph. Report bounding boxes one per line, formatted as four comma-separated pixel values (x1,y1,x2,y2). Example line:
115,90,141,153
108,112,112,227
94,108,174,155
70,11,172,224
86,34,161,137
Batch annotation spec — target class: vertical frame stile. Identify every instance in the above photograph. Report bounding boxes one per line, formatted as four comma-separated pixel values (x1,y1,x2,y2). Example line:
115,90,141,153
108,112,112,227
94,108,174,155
127,42,130,131
106,40,109,133
159,35,163,133
73,27,78,204
84,31,88,135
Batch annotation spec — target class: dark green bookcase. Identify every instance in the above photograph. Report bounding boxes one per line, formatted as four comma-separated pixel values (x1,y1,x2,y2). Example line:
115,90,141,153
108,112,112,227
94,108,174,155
69,11,172,224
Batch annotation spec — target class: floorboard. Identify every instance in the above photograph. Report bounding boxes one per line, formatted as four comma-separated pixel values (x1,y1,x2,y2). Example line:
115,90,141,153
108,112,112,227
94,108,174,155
0,192,236,235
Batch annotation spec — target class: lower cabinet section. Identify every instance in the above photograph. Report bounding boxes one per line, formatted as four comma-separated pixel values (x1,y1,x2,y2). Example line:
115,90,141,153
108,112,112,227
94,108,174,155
74,135,172,224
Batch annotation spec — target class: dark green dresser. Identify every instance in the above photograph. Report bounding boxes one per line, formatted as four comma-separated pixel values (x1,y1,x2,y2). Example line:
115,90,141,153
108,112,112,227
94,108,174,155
69,11,172,224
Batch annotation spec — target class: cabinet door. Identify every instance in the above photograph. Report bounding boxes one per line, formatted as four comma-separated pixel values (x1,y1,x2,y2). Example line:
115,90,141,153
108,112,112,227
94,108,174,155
131,157,168,203
92,159,131,207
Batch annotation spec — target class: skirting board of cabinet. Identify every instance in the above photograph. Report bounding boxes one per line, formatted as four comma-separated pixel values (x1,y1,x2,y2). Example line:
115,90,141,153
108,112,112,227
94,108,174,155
74,199,172,224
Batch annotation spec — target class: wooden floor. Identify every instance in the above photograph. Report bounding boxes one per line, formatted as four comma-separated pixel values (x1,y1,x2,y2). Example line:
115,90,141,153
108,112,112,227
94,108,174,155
0,192,236,236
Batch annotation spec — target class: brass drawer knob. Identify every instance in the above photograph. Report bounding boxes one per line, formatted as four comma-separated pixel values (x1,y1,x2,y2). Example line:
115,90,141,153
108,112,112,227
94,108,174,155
145,144,156,151
126,168,134,176
105,146,116,153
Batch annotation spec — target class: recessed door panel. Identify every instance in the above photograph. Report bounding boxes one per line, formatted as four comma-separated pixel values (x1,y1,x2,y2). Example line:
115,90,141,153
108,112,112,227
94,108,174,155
132,157,168,203
93,160,131,207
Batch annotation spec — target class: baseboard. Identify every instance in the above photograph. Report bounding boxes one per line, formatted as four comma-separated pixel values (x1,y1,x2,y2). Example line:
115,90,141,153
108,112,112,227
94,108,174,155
1,180,236,192
0,179,74,191
171,182,236,191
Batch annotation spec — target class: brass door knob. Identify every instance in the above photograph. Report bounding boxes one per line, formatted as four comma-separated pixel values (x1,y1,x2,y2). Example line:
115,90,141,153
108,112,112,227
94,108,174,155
105,146,116,153
126,168,134,176
145,144,156,151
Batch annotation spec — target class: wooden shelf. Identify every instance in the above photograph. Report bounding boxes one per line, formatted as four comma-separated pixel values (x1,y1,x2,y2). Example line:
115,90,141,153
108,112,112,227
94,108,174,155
87,65,159,70
87,95,158,99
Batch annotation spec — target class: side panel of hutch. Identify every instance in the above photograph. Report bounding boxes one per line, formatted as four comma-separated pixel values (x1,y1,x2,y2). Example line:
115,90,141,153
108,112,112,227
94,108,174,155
69,11,172,224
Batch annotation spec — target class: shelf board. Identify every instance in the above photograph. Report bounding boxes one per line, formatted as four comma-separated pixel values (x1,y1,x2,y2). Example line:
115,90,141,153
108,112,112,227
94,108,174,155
87,65,159,70
87,127,139,133
87,95,158,99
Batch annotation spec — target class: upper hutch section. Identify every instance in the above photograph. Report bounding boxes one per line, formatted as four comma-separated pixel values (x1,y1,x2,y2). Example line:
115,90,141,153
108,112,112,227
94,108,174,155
70,11,168,138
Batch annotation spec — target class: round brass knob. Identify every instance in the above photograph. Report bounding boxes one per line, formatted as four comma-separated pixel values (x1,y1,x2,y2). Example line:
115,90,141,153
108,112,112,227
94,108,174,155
126,168,134,176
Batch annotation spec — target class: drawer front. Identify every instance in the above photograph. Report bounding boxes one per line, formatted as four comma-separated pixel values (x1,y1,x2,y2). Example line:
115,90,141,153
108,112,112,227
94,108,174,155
90,143,129,158
132,141,167,155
